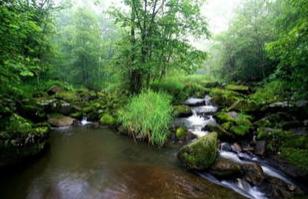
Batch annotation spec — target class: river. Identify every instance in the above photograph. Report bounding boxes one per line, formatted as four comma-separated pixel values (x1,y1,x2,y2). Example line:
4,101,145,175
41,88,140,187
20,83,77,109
0,127,244,199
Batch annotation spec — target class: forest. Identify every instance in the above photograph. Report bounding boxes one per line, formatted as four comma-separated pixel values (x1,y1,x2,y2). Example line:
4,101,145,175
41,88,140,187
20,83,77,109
0,0,307,198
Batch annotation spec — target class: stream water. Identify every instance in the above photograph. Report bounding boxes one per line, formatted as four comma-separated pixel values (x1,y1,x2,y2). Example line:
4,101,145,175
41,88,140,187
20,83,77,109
177,95,299,199
0,127,244,199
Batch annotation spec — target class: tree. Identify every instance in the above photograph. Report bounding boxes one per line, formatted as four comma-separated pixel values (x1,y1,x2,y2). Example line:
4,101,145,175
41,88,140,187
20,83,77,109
266,0,308,98
208,0,276,82
113,0,209,93
0,0,55,94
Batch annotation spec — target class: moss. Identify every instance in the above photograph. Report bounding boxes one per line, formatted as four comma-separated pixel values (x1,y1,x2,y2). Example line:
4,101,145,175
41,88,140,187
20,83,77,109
100,113,116,126
217,112,252,136
6,114,33,134
173,105,191,117
225,84,249,92
210,88,242,107
176,127,188,139
33,127,49,135
55,91,78,102
280,147,308,173
178,132,218,170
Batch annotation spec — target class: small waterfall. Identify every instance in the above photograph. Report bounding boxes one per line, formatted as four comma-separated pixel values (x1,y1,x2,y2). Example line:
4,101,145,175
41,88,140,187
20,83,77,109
81,117,91,126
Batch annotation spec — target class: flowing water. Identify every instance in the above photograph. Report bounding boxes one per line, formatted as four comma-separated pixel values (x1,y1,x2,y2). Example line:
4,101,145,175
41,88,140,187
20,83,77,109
0,127,244,199
176,95,298,199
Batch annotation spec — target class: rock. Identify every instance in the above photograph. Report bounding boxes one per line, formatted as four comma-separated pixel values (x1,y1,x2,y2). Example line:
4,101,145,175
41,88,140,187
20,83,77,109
173,105,192,117
241,163,264,185
48,115,75,127
99,113,116,126
210,88,242,107
176,127,188,139
210,156,241,177
231,143,242,153
227,99,259,113
178,132,218,170
261,176,303,199
220,142,232,151
255,140,266,156
216,112,252,136
47,86,62,95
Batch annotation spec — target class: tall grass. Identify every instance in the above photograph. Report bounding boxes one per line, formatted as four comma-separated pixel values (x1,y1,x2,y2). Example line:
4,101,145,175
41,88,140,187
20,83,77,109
118,90,173,146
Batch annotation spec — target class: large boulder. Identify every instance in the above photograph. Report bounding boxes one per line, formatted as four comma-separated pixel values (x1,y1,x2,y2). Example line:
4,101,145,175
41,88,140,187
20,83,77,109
177,132,218,170
48,114,75,127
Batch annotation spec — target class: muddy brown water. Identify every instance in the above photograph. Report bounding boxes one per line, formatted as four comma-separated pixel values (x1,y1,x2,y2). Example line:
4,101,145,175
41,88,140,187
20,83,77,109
0,127,244,199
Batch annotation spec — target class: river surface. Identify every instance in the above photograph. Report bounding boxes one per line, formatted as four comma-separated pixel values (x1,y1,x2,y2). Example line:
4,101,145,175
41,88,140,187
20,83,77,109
0,127,244,199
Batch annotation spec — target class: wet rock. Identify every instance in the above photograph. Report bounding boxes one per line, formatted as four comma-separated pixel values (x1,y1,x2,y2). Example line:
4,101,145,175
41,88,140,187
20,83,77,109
261,176,303,199
255,140,266,156
220,142,232,152
210,156,241,177
47,86,62,95
241,163,264,185
48,115,75,127
231,143,242,153
174,105,192,117
178,132,218,170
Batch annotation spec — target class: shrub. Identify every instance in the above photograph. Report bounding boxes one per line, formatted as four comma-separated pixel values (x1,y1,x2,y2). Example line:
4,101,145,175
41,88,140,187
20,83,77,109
118,90,173,146
100,113,116,126
250,80,285,104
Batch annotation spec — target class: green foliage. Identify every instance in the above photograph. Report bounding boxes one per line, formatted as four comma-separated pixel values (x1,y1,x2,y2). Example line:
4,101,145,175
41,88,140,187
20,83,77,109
250,80,285,104
0,0,55,95
265,0,308,99
112,0,209,93
178,132,218,170
118,90,173,146
280,147,308,172
6,114,33,134
100,113,116,126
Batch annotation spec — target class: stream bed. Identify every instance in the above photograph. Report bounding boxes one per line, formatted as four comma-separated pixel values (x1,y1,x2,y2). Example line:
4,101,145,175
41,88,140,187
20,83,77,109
0,127,244,199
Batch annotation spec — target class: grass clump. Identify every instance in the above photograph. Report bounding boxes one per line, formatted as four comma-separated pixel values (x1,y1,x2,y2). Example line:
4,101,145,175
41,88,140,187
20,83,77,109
118,90,173,146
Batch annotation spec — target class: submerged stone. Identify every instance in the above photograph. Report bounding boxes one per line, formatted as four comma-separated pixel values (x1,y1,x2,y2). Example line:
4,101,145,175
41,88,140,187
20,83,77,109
48,114,75,127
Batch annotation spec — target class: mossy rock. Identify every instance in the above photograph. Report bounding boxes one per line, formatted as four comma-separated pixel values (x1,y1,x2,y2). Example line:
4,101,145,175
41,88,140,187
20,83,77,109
173,105,192,117
225,84,249,93
178,132,218,170
216,112,252,136
100,113,116,126
227,99,259,113
55,91,79,102
5,114,33,134
176,127,188,139
210,88,242,107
